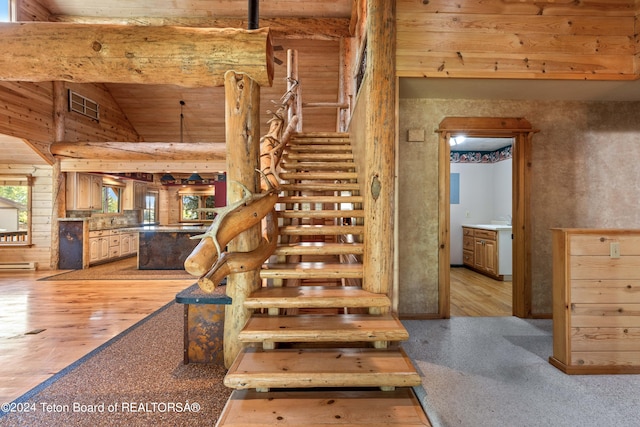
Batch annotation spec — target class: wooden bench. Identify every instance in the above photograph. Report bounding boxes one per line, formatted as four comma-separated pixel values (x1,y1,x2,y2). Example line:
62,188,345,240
175,281,230,365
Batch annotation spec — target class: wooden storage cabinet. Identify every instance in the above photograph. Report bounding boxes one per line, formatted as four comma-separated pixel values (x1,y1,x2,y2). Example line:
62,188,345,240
550,228,640,374
88,229,136,266
123,181,147,210
66,172,103,210
462,226,506,280
89,230,110,264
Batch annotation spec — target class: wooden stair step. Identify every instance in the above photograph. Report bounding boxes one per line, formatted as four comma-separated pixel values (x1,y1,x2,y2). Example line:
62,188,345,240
284,152,354,161
278,195,363,204
245,285,388,309
279,171,358,180
224,348,421,390
260,262,363,279
273,242,363,256
280,182,360,192
280,225,364,236
282,161,356,171
279,209,364,219
216,388,431,426
238,313,409,343
287,144,352,152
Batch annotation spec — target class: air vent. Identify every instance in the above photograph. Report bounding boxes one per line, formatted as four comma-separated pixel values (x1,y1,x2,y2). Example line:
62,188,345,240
68,90,99,121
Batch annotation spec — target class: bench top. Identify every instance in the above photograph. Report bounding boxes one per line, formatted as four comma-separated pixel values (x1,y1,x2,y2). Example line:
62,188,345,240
175,280,231,305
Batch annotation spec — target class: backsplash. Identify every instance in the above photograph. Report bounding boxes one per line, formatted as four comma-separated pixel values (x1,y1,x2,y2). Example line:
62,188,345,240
66,210,142,230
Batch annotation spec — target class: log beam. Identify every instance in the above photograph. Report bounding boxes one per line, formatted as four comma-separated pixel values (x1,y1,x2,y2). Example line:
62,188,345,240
0,23,273,87
51,141,226,161
49,16,351,41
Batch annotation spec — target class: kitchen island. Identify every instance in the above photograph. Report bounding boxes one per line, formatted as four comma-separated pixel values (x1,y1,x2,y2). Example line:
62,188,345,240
126,225,208,270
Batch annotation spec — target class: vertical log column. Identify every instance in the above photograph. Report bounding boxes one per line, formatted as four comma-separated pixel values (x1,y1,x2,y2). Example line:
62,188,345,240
362,0,396,300
223,71,262,368
50,81,67,269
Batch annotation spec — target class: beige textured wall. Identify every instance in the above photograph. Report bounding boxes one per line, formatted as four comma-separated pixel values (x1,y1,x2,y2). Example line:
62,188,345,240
398,97,640,316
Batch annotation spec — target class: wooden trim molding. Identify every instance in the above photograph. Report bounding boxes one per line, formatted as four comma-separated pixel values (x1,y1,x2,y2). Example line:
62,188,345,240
437,117,537,318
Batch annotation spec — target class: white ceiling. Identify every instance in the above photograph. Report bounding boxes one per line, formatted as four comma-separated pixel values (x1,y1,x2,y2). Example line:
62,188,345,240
450,137,513,152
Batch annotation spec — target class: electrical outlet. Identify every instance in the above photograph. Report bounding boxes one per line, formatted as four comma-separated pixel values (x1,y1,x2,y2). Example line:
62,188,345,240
610,242,621,259
465,211,470,218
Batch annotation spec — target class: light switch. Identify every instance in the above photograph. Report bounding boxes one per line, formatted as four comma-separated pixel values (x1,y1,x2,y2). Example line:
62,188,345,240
610,242,621,259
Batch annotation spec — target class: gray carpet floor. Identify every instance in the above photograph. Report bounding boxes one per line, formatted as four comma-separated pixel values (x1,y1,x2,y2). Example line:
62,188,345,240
402,317,640,427
3,310,640,426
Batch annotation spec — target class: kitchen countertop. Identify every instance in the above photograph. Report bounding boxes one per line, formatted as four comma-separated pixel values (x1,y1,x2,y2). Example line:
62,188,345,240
123,225,208,233
462,224,512,231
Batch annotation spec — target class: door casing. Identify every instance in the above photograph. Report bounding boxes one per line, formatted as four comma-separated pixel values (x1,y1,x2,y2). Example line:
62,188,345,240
437,117,536,318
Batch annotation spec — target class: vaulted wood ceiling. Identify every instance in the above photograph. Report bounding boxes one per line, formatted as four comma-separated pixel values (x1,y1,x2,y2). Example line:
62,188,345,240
39,0,353,144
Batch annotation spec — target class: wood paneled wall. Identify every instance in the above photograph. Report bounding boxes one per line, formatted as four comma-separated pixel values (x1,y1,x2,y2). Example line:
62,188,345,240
0,164,53,268
396,0,638,80
63,83,140,143
0,82,54,160
17,0,51,21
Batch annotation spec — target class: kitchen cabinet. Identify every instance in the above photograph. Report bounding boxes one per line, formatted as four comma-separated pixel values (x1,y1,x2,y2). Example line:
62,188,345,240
121,232,133,255
88,229,136,265
66,172,103,210
462,225,512,280
550,229,640,374
123,181,147,210
89,230,110,264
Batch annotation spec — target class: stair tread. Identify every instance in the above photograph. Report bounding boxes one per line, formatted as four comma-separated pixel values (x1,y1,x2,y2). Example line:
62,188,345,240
279,195,363,204
280,225,364,235
282,161,357,170
260,262,363,279
274,242,363,255
280,182,360,191
287,144,353,152
285,152,354,160
225,347,421,389
238,313,409,342
279,209,364,219
216,388,431,426
245,285,388,309
279,171,358,180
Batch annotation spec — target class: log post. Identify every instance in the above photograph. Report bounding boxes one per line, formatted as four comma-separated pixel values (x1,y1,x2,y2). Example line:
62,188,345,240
223,71,262,368
362,0,396,301
50,81,67,269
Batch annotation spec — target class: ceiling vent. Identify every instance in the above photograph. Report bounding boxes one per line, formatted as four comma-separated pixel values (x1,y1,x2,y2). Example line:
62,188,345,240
68,89,99,121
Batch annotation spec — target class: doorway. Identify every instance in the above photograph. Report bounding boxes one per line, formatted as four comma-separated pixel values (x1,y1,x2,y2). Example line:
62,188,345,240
437,117,536,318
449,136,514,316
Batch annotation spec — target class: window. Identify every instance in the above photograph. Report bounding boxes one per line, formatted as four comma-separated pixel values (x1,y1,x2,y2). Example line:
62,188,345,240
0,175,32,246
179,191,216,222
102,185,121,213
69,90,99,121
143,191,158,224
0,1,11,22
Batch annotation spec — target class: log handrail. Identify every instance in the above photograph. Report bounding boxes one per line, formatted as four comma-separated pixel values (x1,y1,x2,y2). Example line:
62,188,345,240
184,49,301,292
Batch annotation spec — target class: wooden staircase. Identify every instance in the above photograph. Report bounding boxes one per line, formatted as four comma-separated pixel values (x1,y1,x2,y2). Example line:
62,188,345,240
216,132,430,426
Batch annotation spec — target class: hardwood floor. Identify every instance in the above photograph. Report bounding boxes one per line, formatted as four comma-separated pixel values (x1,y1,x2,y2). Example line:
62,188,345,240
450,266,512,317
0,268,193,404
0,264,508,404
